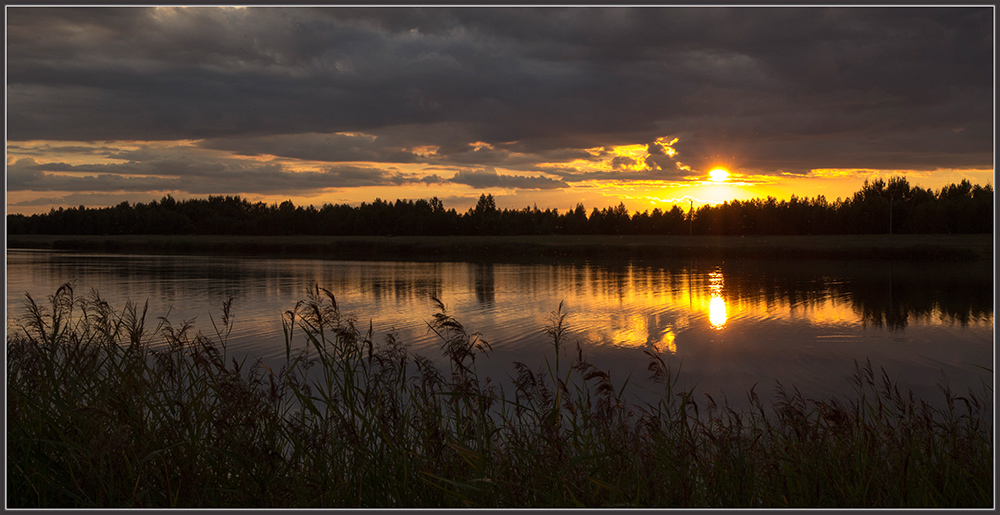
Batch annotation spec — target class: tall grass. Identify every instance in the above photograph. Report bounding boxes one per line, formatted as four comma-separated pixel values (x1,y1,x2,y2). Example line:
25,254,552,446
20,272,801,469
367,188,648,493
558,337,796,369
7,284,993,508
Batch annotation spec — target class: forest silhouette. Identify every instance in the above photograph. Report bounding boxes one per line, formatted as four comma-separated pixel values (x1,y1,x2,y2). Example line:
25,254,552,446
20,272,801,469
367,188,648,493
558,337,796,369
8,177,992,236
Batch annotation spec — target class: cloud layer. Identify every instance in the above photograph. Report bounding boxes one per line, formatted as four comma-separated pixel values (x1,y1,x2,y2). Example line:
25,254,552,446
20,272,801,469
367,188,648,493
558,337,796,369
6,6,993,205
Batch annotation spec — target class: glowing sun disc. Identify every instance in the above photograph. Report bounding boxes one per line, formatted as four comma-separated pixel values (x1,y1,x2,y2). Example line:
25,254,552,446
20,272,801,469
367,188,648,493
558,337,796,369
709,168,730,182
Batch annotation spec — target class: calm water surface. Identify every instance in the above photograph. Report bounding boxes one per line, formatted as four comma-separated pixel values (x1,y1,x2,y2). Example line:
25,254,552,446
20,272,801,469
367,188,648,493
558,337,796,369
6,250,993,408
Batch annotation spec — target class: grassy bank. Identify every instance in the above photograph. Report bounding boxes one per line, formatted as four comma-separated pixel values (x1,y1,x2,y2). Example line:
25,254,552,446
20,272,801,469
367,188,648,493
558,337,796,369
6,233,993,262
7,285,993,508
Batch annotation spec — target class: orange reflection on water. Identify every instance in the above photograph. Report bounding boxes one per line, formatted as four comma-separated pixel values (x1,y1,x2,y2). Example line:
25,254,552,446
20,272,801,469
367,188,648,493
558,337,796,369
707,269,728,329
601,312,679,353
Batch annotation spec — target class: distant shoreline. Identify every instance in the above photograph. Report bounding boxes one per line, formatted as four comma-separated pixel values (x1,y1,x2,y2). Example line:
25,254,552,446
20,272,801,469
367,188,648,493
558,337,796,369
6,233,992,263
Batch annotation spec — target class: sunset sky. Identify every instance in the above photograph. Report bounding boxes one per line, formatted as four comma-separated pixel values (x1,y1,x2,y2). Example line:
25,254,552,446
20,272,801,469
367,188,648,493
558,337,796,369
5,6,994,216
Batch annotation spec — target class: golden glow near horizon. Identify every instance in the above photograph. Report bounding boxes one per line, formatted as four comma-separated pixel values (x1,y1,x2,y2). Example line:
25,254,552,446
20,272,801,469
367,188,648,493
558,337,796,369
5,134,994,216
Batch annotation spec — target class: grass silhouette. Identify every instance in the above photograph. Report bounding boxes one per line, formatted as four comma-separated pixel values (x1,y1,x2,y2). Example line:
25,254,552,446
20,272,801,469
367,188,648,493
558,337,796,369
7,283,993,507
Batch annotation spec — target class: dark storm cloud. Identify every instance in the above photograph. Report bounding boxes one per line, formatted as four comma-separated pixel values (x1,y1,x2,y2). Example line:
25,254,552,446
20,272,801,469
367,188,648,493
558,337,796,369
7,156,439,195
6,143,124,157
200,133,424,163
11,192,165,207
7,159,178,193
449,167,568,190
6,6,993,178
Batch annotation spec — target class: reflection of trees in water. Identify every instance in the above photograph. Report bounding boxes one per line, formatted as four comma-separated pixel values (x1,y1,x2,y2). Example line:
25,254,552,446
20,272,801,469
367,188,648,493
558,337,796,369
579,264,680,303
845,266,992,330
473,263,495,307
711,261,992,330
364,276,443,304
355,264,444,304
705,264,844,316
537,260,991,331
17,253,992,331
28,255,448,305
29,254,282,303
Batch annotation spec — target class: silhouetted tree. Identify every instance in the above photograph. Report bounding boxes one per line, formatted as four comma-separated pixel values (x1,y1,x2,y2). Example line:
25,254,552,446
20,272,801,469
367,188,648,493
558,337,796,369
7,179,992,237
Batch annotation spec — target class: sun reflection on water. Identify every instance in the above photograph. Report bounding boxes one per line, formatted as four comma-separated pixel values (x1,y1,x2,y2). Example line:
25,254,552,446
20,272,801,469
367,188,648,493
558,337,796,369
709,296,728,329
707,269,728,329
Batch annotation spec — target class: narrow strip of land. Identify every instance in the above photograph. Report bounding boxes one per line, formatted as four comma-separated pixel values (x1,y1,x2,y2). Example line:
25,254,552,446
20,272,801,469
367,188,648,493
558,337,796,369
6,233,992,262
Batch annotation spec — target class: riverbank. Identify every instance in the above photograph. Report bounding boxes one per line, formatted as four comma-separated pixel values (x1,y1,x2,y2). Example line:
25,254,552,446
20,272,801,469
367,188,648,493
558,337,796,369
6,233,993,262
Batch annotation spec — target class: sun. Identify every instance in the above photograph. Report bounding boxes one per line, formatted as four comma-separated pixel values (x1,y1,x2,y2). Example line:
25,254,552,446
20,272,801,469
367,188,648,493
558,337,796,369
708,168,730,182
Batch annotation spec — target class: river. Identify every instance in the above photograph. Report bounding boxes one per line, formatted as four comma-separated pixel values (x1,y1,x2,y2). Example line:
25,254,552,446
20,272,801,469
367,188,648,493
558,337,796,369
5,250,993,409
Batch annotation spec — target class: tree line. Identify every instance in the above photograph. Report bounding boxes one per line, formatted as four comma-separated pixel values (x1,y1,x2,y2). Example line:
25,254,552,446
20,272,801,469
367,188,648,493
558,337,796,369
7,177,992,236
